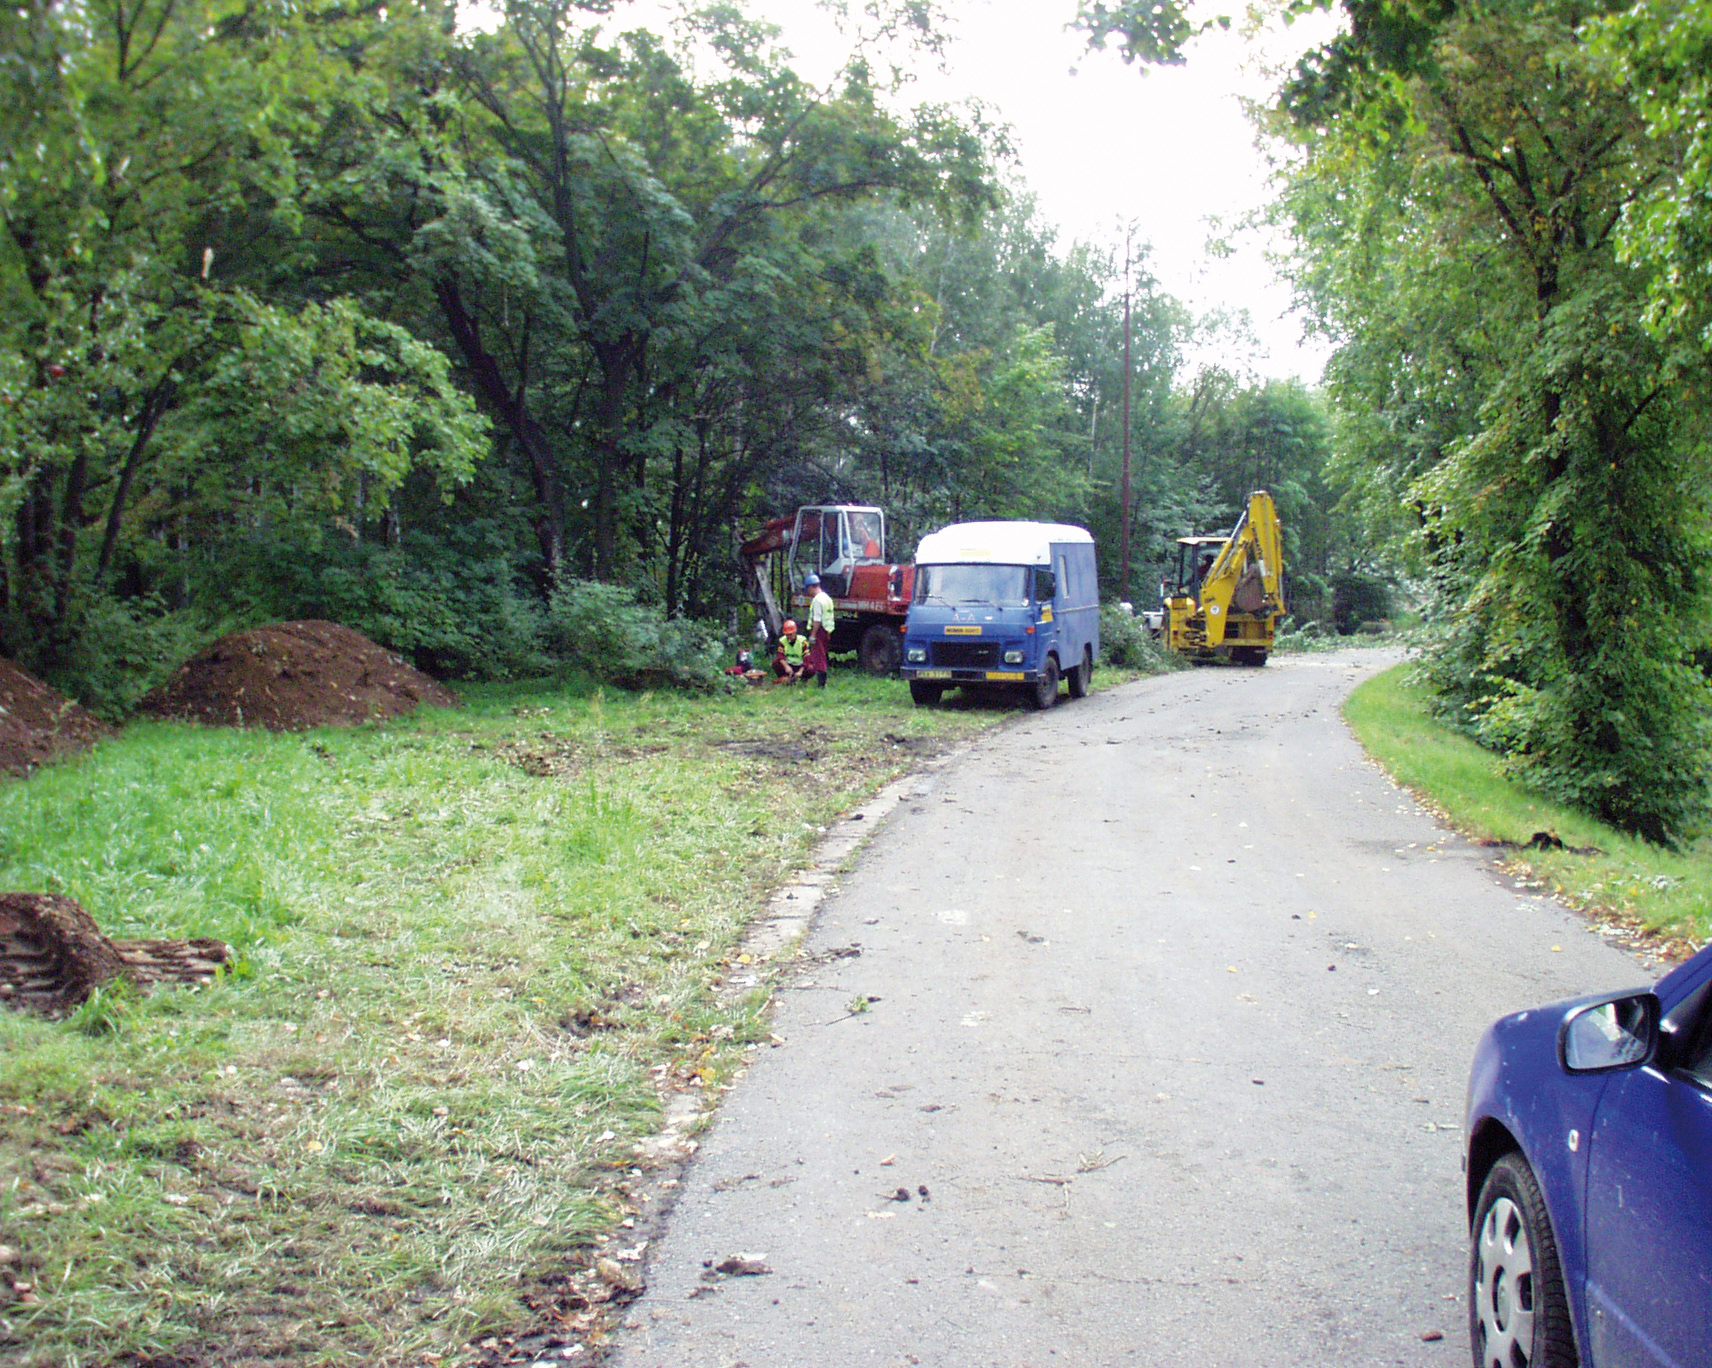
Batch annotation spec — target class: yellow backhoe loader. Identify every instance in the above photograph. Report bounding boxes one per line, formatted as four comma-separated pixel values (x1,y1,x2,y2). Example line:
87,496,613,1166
1162,490,1285,666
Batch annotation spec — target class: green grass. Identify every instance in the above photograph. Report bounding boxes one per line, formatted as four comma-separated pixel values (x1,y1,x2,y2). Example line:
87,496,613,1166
0,671,1013,1367
1345,663,1712,945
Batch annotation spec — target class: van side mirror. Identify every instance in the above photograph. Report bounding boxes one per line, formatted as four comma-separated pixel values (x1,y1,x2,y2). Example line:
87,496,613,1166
1034,569,1056,602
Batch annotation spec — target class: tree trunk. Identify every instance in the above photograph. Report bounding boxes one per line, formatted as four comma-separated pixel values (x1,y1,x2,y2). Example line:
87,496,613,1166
96,377,174,580
51,447,88,639
435,275,567,584
589,336,639,583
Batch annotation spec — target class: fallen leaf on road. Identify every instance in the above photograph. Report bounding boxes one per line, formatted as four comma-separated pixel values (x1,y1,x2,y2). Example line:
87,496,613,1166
596,1258,643,1293
713,1256,772,1276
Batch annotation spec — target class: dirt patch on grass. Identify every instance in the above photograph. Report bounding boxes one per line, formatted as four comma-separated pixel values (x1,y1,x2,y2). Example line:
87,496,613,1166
0,658,113,778
494,736,670,780
711,727,950,779
138,620,459,732
712,730,832,763
879,731,949,757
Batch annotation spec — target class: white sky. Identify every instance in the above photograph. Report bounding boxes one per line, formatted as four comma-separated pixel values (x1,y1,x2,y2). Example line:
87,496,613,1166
610,0,1341,382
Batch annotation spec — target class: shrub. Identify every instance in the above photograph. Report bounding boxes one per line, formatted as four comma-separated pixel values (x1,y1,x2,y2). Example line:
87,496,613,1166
1100,603,1173,671
545,581,730,692
194,529,551,680
1331,571,1395,635
42,593,224,722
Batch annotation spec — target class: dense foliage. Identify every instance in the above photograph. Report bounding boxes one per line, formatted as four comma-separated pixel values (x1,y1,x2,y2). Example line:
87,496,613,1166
3,0,1344,715
1083,0,1712,845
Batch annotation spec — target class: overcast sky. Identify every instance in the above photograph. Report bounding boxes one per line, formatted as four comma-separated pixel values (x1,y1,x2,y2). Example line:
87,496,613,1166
911,2,1341,383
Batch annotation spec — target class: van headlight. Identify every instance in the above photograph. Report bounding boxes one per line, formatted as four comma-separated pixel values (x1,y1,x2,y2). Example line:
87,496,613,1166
1003,649,1024,665
906,647,927,664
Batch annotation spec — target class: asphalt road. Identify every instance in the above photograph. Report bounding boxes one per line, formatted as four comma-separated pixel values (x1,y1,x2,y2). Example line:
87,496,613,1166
610,649,1656,1368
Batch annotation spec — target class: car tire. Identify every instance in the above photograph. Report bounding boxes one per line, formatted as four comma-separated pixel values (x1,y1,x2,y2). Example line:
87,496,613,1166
908,681,943,707
1029,656,1059,710
1470,1152,1578,1368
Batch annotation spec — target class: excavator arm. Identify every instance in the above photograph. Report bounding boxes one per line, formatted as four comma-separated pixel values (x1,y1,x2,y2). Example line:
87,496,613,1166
1163,490,1286,662
1196,492,1284,647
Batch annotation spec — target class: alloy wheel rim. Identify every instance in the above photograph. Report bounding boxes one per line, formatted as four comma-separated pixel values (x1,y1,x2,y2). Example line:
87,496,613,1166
1475,1194,1536,1367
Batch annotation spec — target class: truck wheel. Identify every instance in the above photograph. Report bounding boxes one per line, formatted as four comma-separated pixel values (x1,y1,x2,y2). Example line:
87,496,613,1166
909,681,944,707
1029,657,1060,710
859,623,903,676
1067,646,1092,699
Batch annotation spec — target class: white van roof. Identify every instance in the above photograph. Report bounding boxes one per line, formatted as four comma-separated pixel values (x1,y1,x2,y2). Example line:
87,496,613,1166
913,521,1094,567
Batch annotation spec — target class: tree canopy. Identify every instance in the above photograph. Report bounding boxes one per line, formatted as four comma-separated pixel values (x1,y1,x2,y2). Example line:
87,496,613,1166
1268,0,1712,843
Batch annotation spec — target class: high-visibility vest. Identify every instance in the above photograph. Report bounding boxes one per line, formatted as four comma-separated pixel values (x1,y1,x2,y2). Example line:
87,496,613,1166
779,634,806,665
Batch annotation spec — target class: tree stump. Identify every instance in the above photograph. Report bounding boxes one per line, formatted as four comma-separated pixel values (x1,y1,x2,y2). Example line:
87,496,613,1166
0,893,231,1017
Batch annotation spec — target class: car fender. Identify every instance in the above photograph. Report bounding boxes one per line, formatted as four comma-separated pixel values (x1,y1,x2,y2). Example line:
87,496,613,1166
1466,999,1622,1361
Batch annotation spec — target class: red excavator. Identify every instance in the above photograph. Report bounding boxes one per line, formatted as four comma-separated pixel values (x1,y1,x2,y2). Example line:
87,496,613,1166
738,505,914,674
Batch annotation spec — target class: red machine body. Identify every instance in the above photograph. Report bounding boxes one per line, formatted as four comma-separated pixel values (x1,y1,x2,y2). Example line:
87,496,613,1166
738,505,915,674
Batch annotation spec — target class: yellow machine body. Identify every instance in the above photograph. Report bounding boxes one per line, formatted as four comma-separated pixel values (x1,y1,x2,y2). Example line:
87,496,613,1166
1163,490,1286,666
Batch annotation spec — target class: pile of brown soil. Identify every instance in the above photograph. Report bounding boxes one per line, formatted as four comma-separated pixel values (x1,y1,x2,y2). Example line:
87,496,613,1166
138,620,459,732
0,658,114,778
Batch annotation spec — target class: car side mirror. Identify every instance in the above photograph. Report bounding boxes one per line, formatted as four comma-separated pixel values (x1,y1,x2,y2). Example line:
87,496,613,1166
1559,992,1660,1074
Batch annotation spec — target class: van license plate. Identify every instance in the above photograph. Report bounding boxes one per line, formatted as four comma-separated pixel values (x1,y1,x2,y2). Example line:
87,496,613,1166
915,669,951,680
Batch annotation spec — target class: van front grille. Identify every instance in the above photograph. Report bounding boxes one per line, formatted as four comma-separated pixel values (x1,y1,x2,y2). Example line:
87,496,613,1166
933,641,1000,667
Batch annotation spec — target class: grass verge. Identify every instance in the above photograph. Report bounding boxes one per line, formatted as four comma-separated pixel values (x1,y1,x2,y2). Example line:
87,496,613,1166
0,671,1019,1367
1345,662,1711,951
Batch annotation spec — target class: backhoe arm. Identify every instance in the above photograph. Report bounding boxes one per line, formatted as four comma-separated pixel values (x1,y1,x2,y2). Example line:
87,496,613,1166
1194,493,1283,648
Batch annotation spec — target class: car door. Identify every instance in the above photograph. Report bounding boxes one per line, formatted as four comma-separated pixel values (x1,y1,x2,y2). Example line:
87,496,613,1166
1583,990,1712,1367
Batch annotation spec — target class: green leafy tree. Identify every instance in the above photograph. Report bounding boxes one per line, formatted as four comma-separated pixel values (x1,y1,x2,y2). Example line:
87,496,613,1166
1590,0,1712,353
430,0,999,586
0,0,486,686
1271,0,1712,842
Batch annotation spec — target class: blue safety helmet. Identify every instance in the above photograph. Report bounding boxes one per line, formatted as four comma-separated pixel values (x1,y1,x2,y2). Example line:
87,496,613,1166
804,574,820,587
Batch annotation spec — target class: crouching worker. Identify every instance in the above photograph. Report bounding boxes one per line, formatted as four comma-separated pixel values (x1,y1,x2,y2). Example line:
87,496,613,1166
773,620,807,682
725,649,764,683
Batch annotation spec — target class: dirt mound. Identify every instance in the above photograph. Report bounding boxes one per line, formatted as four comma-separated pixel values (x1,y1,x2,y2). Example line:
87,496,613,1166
139,620,459,732
0,658,114,778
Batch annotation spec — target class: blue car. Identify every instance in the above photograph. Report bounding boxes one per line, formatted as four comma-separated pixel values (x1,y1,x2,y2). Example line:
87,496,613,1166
1464,939,1712,1367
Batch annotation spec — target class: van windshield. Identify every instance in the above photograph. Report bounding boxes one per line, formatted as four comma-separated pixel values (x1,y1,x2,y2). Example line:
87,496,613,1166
914,564,1030,607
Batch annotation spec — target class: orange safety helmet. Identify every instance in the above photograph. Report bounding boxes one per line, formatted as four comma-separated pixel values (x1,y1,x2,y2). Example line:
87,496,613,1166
782,619,798,635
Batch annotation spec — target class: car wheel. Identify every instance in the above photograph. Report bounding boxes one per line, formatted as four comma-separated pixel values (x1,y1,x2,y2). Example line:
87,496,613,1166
1470,1152,1578,1368
908,681,943,707
1029,656,1059,710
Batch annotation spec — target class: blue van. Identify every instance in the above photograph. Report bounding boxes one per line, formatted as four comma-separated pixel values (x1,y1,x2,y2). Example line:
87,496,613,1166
899,521,1100,709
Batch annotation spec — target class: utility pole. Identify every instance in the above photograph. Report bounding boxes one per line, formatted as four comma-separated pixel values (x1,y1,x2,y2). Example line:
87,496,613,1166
1121,230,1133,605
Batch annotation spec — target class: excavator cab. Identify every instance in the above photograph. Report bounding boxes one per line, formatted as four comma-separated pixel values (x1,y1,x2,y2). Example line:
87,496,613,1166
738,502,912,674
1172,537,1227,596
786,505,885,598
